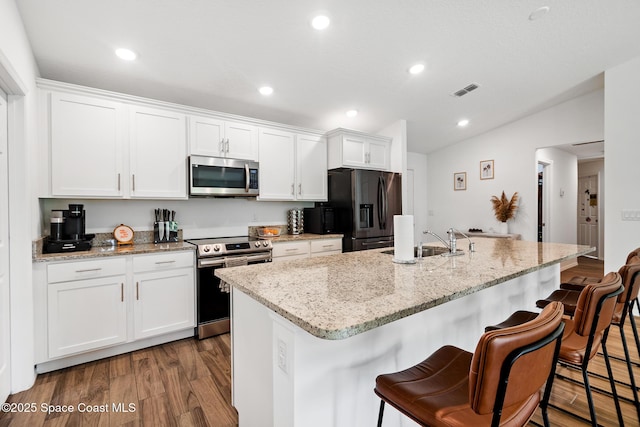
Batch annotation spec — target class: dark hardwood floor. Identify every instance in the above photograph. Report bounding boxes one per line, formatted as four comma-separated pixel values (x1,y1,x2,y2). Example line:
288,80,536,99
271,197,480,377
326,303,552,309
3,256,639,426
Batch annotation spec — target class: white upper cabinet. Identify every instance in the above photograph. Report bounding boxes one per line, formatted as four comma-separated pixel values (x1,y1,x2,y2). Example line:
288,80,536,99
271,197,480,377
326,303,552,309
49,92,125,197
258,128,327,201
327,128,391,171
129,106,187,199
258,128,296,200
295,134,327,201
189,115,257,161
44,85,188,199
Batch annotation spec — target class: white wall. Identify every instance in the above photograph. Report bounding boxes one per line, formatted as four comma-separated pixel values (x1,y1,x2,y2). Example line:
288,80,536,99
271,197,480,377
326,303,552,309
0,0,40,392
41,198,312,239
535,147,578,244
426,89,604,242
604,57,640,271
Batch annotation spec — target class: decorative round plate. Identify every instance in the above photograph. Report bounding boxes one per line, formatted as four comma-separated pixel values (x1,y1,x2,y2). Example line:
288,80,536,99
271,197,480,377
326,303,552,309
113,224,134,245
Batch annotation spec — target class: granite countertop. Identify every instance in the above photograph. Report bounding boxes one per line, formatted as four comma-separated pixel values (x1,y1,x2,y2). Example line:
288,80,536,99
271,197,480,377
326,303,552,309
215,238,594,340
33,241,195,262
33,229,194,262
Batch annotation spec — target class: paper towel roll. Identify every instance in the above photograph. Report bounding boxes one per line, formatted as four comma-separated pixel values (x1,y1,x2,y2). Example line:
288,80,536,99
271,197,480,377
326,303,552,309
393,215,414,262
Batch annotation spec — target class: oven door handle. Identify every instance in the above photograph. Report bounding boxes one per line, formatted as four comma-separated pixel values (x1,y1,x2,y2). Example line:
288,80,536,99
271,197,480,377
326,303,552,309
197,252,272,268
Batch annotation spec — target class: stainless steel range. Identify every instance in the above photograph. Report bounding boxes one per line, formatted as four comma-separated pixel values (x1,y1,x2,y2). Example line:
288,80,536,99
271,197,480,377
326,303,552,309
187,236,272,338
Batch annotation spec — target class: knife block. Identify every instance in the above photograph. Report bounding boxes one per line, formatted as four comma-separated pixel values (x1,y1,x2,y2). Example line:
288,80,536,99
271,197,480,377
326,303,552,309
154,221,179,243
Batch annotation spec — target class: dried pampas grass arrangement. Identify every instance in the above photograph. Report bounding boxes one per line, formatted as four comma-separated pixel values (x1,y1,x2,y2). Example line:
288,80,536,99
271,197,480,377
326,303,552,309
491,191,519,222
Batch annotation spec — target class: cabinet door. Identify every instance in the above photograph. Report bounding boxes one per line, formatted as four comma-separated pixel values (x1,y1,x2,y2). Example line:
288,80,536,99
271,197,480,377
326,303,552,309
189,115,224,156
50,92,124,197
48,276,127,358
225,121,257,160
258,128,295,200
296,134,327,201
341,135,368,168
133,267,195,340
367,139,390,170
129,106,187,199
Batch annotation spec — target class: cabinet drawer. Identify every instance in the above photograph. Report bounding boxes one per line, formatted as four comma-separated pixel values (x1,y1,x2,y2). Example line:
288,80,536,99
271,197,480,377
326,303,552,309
310,239,342,254
133,251,194,273
272,241,310,258
47,257,126,284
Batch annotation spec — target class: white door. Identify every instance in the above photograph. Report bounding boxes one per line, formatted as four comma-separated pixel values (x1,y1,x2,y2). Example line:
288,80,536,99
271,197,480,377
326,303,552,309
189,115,224,157
50,92,124,197
578,175,599,254
295,134,327,201
0,90,11,402
133,268,195,340
258,128,295,200
129,106,187,199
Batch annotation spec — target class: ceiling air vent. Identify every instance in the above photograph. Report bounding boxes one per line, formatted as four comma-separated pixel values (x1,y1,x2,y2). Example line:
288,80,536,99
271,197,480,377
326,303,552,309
452,83,480,97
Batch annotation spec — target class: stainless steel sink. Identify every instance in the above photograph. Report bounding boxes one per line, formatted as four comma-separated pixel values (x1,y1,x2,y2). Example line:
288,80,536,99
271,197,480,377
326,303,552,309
381,246,461,257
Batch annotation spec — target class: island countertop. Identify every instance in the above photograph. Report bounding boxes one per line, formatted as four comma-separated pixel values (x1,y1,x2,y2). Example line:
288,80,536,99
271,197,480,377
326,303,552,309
215,238,593,340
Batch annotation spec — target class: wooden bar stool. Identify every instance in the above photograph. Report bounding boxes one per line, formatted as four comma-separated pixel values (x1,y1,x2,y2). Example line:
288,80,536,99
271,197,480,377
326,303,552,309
374,302,565,427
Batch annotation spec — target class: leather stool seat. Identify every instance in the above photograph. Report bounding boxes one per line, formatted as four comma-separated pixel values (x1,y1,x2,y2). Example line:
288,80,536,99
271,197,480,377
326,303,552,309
485,310,538,332
535,289,579,316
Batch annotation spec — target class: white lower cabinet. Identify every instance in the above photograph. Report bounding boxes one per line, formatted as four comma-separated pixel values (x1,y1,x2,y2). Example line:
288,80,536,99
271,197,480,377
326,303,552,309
272,238,342,262
310,238,342,257
133,254,195,340
41,251,195,362
48,274,127,358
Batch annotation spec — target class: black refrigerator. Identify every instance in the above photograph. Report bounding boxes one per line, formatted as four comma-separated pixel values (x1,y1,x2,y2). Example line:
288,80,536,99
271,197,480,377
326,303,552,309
328,168,402,252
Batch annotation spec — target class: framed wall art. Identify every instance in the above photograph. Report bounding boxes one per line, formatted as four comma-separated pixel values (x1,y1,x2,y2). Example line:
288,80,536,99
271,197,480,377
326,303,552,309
480,160,494,180
454,172,467,190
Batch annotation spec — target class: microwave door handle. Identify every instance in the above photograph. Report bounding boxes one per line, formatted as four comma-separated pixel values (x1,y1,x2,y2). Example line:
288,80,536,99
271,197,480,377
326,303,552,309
245,164,250,192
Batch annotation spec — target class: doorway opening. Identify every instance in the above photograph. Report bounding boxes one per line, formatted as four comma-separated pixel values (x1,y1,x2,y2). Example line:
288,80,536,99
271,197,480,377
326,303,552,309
537,161,550,243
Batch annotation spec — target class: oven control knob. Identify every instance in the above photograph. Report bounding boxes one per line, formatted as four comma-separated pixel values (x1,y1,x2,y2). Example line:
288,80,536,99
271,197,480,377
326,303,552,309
254,241,260,248
202,245,211,253
213,244,221,252
262,241,269,247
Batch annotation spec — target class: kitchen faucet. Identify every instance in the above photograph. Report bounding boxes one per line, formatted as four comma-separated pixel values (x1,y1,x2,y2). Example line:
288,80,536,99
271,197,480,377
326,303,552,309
422,228,474,256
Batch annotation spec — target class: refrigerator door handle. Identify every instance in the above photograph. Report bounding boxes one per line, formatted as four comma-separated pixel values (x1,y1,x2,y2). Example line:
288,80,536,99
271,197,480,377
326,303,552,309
378,176,387,230
382,175,388,229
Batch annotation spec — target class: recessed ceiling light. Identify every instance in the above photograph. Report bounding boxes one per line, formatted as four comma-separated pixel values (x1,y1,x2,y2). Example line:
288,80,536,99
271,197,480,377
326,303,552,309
259,86,274,96
457,119,469,127
346,110,358,118
115,48,137,61
408,63,425,75
529,6,550,21
311,15,331,30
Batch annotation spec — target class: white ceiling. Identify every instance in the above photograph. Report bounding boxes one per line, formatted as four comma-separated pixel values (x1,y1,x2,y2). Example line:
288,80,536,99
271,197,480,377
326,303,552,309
15,0,640,154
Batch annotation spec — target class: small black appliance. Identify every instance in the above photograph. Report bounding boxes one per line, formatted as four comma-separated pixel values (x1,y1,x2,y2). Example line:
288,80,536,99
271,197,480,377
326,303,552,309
303,206,335,234
44,204,95,253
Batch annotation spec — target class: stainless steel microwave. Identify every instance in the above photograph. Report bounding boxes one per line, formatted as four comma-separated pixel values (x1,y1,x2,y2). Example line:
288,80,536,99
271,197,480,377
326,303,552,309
189,156,259,197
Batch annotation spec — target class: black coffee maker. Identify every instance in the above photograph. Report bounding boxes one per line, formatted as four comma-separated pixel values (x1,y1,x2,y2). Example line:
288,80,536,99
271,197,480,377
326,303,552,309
44,204,95,253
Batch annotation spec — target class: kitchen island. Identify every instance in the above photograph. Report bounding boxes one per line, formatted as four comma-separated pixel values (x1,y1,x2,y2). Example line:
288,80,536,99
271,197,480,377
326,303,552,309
215,238,593,427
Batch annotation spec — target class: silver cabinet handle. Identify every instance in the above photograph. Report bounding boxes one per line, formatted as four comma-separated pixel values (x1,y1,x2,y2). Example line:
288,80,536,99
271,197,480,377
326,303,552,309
132,174,136,191
136,282,139,300
285,248,299,252
117,173,121,191
121,283,124,302
75,268,102,273
220,138,225,154
291,184,294,195
226,139,230,152
154,260,176,264
298,183,302,195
